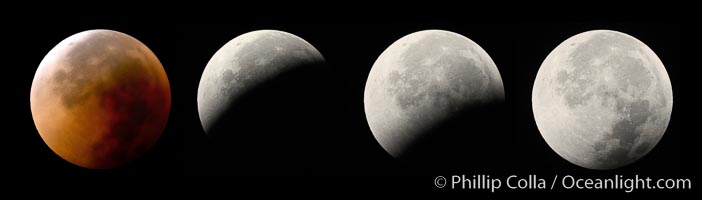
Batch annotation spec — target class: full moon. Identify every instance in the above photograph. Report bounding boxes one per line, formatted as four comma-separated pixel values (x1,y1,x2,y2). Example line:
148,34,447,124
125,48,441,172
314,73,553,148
30,30,171,169
364,30,505,159
532,30,673,170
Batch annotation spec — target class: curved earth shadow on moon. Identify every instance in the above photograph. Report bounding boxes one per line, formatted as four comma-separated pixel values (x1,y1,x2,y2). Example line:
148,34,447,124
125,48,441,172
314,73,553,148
397,99,508,173
203,60,345,175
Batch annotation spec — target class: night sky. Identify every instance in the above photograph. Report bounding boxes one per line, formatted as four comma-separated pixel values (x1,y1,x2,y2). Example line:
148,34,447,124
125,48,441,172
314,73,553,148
4,10,691,196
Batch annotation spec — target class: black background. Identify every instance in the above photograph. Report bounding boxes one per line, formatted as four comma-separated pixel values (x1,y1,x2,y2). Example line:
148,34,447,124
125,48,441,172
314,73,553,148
3,7,692,196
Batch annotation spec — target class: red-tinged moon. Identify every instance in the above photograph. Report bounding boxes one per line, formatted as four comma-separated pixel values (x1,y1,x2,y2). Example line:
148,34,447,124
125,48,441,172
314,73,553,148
30,30,171,169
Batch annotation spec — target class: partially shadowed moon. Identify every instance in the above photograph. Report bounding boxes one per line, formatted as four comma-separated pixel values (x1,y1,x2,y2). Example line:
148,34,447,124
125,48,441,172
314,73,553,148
31,30,171,169
196,30,332,174
532,30,673,170
197,30,325,135
364,30,505,160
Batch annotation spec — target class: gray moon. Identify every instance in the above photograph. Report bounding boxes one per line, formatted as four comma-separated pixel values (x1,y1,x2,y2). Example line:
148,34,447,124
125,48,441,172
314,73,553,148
364,30,505,159
532,30,673,170
197,30,325,135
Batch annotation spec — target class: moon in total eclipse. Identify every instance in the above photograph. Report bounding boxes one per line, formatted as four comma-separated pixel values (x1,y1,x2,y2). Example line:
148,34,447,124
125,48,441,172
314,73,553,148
31,30,171,169
532,30,673,170
364,30,505,159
